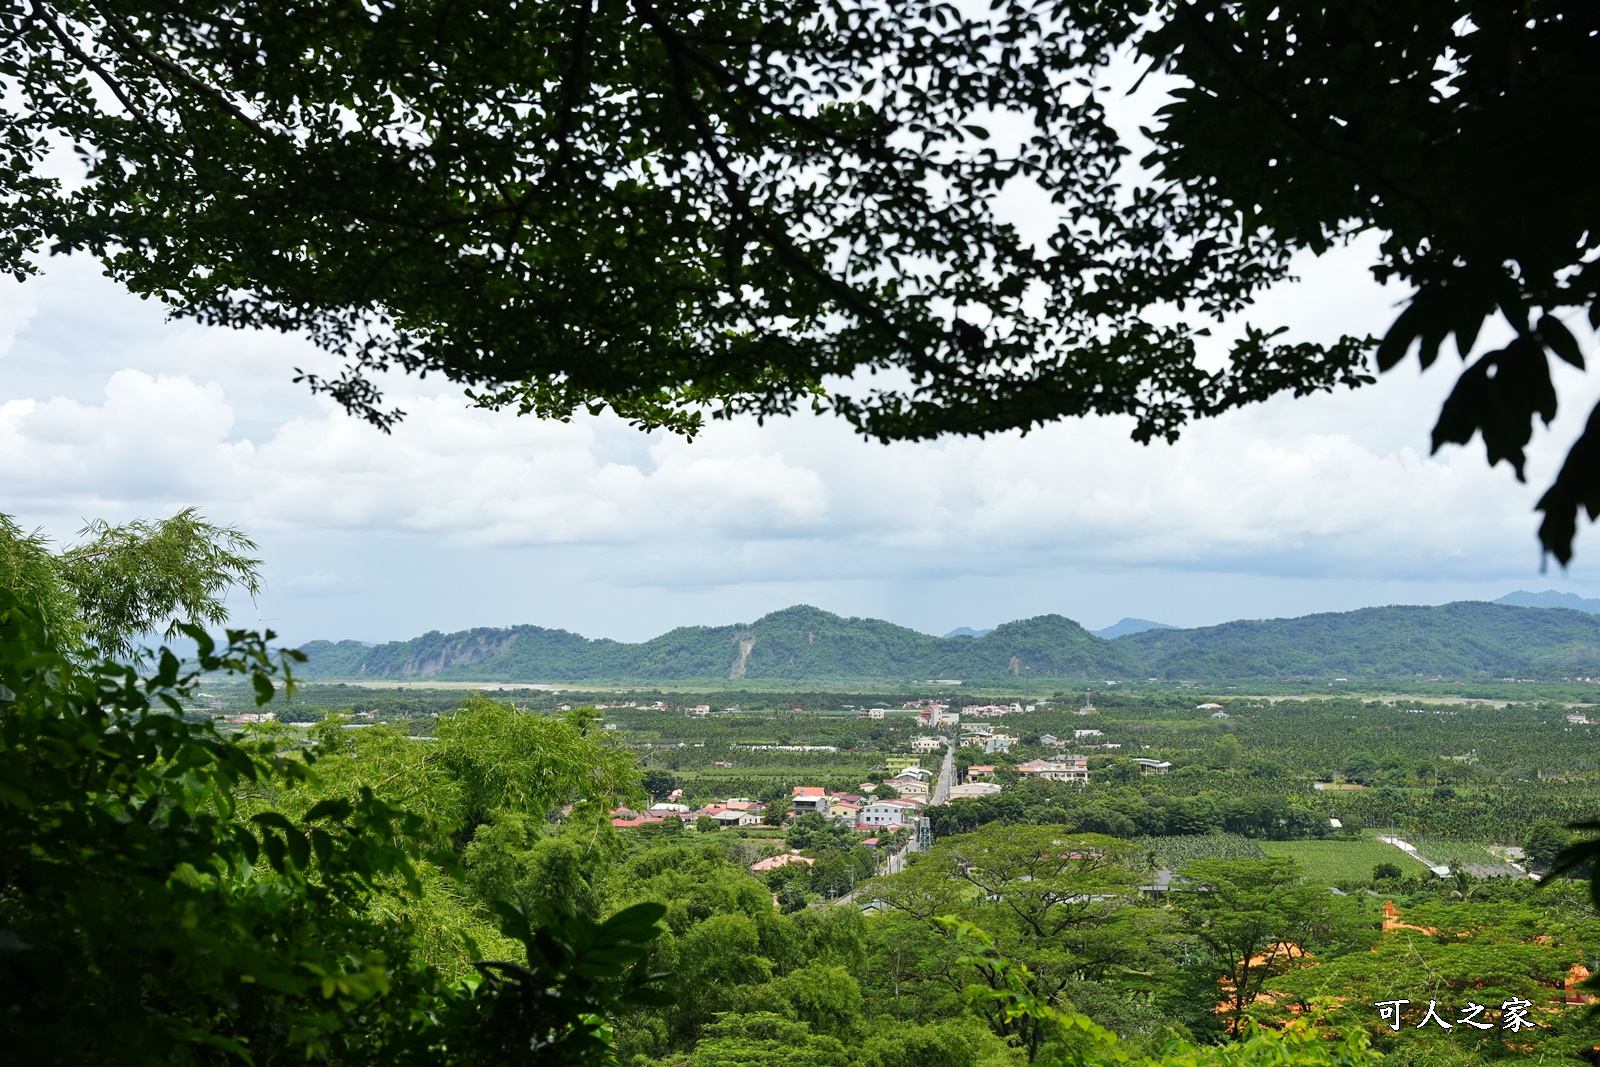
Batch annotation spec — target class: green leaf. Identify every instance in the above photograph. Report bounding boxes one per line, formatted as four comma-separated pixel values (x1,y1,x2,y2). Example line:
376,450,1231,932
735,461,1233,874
1375,301,1424,372
303,798,352,823
285,828,310,871
309,828,335,871
252,811,296,833
1538,313,1585,369
262,832,287,872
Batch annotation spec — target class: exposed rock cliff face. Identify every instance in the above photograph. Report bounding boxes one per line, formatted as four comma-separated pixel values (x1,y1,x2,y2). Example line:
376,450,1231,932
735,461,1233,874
729,634,756,678
396,632,519,677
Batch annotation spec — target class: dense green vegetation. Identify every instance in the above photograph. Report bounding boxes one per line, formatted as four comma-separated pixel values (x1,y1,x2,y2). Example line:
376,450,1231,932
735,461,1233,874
296,601,1600,684
2,590,1417,1067
263,684,1600,851
1118,602,1600,680
1255,841,1431,885
10,590,1600,1067
295,606,1126,683
8,515,1600,1066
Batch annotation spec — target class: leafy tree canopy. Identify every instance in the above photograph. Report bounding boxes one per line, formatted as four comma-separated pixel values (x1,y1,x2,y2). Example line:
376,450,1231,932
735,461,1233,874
1142,1,1600,560
0,508,259,657
7,4,1599,557
2,3,1365,450
0,591,673,1065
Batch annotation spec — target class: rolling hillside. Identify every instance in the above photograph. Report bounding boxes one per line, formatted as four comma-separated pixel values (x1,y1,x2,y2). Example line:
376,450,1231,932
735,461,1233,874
1118,601,1600,679
295,600,1600,683
296,605,1132,682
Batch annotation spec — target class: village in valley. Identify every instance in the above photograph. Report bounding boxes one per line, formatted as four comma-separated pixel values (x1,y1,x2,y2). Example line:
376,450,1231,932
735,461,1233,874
194,671,1600,1058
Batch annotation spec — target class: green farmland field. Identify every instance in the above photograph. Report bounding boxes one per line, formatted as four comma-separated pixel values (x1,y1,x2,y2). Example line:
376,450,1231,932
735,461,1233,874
1257,838,1431,883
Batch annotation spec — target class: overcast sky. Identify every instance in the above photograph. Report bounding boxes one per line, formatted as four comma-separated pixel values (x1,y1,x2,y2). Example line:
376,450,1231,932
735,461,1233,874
4,240,1599,647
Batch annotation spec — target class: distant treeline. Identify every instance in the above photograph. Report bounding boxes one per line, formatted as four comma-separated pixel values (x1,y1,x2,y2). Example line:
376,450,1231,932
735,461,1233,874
294,601,1600,684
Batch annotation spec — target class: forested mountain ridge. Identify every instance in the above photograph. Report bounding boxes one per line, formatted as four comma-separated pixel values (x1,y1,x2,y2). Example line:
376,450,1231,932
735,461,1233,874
1119,601,1600,679
296,604,1132,682
296,601,1600,683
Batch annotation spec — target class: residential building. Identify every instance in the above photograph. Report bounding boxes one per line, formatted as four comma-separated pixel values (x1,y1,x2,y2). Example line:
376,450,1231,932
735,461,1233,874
1037,734,1059,746
857,708,886,720
966,765,997,780
706,807,759,827
893,780,930,801
983,735,1014,754
893,766,933,782
960,722,994,736
963,703,1023,717
1073,729,1104,739
947,781,1002,800
792,786,830,815
829,800,863,821
859,799,922,828
1134,758,1172,774
884,755,922,774
647,803,691,817
910,735,945,754
1015,757,1088,783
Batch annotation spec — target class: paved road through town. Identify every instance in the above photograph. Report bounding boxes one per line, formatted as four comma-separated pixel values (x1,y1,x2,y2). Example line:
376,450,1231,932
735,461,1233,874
931,735,954,806
831,734,954,905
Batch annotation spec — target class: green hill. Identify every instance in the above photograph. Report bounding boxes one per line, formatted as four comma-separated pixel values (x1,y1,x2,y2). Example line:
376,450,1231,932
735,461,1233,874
293,601,1600,683
295,604,1134,683
1117,601,1600,679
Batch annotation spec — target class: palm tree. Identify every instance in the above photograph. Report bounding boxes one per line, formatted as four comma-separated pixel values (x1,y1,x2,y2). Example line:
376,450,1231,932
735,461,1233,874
1447,862,1481,902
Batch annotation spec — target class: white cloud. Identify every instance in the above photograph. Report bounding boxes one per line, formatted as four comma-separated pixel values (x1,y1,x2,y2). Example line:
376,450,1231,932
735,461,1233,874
4,241,1600,641
0,354,1559,587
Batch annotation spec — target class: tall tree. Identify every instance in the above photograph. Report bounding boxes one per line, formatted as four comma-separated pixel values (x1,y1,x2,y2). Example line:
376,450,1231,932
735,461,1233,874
0,588,672,1065
2,2,1363,442
1142,1,1600,560
1169,858,1372,1035
7,3,1595,557
869,825,1155,1059
0,508,260,656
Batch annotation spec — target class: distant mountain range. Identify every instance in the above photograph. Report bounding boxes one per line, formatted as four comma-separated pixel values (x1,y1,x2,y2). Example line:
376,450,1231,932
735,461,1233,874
942,626,993,639
296,599,1600,683
1092,618,1178,639
1495,590,1600,614
946,618,1177,640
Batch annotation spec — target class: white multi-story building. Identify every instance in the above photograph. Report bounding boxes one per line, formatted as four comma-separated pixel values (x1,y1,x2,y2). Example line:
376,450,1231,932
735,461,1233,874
859,799,922,828
1015,757,1088,784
